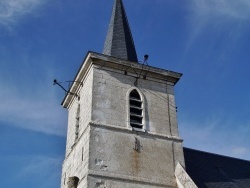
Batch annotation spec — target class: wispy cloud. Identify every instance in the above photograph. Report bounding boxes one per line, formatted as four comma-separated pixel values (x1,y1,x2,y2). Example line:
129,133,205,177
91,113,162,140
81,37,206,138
4,155,63,188
184,0,250,48
0,81,67,136
0,59,67,136
179,116,250,160
0,0,45,27
191,0,250,20
231,147,248,156
184,0,250,53
17,156,62,178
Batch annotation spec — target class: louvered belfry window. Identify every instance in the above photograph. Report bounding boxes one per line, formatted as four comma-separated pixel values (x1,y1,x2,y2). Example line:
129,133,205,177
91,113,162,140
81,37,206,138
129,89,143,129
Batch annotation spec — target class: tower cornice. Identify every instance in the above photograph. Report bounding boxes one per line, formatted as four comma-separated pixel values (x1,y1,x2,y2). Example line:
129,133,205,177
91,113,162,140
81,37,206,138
61,51,182,108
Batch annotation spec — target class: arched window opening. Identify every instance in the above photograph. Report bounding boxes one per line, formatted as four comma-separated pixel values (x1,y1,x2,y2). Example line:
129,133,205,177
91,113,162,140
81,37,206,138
67,176,79,188
129,89,143,129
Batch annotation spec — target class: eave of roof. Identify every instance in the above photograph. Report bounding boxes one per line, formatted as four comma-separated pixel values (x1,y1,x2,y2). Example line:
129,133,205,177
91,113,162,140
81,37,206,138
184,147,250,188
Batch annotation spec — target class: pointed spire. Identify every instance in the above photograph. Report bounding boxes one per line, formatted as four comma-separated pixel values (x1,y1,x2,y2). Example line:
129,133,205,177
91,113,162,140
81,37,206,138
103,0,138,62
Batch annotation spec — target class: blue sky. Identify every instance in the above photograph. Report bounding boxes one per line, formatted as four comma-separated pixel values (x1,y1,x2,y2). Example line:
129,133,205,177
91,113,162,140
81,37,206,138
1,0,250,187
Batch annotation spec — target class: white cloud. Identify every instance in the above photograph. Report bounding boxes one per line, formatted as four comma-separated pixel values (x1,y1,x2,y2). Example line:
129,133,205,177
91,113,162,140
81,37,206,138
0,38,69,136
191,0,250,20
18,156,61,177
0,84,67,135
183,0,250,60
0,72,67,136
231,147,248,157
13,155,62,188
0,0,44,26
187,0,250,38
179,117,250,160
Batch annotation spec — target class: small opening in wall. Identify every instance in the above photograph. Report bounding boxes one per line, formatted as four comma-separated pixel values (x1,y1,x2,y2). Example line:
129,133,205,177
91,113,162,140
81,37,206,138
134,137,140,152
67,176,79,188
64,173,66,185
75,104,80,141
82,147,84,161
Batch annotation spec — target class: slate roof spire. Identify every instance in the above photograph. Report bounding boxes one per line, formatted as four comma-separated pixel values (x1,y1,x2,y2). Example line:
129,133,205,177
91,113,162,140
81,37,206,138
103,0,138,62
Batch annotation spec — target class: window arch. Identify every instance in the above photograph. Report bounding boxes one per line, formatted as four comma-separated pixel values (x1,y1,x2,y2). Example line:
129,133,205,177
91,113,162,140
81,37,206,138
129,89,143,129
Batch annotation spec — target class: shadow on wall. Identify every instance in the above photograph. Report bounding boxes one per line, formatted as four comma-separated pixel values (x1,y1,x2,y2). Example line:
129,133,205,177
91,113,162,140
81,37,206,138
67,176,79,188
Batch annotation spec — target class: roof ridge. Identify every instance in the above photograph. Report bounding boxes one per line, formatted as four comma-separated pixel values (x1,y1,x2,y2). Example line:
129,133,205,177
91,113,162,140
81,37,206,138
184,147,250,162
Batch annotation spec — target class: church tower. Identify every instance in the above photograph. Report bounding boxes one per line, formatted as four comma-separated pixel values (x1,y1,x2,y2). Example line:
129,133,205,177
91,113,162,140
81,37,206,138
60,0,186,187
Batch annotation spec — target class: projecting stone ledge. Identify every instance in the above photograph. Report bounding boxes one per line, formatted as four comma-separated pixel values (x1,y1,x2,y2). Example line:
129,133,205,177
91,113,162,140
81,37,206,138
61,51,182,108
175,162,198,188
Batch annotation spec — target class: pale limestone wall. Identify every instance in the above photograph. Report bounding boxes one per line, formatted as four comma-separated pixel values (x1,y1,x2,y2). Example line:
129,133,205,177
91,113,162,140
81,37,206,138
78,68,94,136
61,60,184,187
87,176,174,188
65,68,93,156
61,67,93,187
167,85,179,137
61,126,90,188
175,162,197,188
173,142,185,168
92,66,179,137
66,99,79,155
77,177,87,188
92,66,131,127
88,125,182,187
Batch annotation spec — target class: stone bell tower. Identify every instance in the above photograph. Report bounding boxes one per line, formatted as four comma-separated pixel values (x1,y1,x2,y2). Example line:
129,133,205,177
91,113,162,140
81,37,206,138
60,0,185,187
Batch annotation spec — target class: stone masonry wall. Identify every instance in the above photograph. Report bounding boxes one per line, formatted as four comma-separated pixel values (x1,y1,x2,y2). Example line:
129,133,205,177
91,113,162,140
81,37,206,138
88,125,182,187
61,126,90,188
65,68,93,156
92,65,179,137
61,67,93,187
61,62,184,188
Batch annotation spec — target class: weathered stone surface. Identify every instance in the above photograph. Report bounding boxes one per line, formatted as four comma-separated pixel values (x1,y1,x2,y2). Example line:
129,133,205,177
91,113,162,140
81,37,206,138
91,66,178,136
60,53,183,187
89,126,177,187
67,177,79,188
175,163,197,188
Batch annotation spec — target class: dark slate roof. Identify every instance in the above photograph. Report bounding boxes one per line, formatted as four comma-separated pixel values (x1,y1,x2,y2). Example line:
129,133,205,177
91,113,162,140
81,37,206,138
184,147,250,188
103,0,138,62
